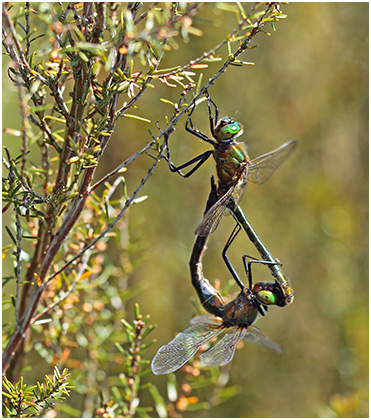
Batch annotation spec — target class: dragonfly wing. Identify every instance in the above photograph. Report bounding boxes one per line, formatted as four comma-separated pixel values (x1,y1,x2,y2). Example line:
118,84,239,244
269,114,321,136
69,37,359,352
247,140,297,185
195,186,234,237
243,325,283,352
200,328,246,367
151,323,224,375
190,315,222,326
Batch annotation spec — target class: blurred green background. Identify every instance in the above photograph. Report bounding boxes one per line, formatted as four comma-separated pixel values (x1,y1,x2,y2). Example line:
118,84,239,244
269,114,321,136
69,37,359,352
129,3,369,417
3,2,368,417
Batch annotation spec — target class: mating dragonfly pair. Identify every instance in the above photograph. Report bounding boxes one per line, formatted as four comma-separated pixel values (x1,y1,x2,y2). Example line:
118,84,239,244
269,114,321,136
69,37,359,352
152,91,296,375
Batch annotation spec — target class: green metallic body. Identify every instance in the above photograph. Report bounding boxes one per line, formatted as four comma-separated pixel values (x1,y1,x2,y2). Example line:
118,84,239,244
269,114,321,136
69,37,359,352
231,204,294,306
151,193,283,375
214,142,249,188
189,229,269,323
196,116,296,306
190,184,288,315
195,116,297,240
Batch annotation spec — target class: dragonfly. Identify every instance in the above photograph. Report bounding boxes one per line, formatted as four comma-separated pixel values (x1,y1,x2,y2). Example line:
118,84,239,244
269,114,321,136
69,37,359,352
190,177,283,314
151,187,283,375
152,252,283,375
192,176,293,307
165,89,297,238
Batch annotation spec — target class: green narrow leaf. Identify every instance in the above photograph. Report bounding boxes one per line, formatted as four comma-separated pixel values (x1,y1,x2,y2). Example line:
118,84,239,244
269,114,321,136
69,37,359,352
237,2,247,19
37,381,43,393
121,177,128,200
121,318,134,331
134,303,140,319
139,339,157,351
5,226,16,245
111,386,122,401
2,376,14,392
185,401,211,411
201,57,222,63
132,195,148,204
121,114,151,123
227,40,232,56
167,374,178,402
149,384,168,418
2,392,14,399
160,98,176,107
140,324,156,340
78,51,89,62
195,72,203,94
153,65,182,74
54,366,61,379
44,374,54,386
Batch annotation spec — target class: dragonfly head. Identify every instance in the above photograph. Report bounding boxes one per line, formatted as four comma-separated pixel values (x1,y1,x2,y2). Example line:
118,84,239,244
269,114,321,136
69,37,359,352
253,282,280,306
214,117,244,142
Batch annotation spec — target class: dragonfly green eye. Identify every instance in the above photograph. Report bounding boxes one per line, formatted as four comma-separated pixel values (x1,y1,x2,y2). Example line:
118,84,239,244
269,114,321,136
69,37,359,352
215,118,243,141
257,290,276,305
218,122,242,140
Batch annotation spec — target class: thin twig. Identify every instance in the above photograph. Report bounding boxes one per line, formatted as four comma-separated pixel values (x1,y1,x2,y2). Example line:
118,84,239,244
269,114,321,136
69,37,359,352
153,2,268,79
24,3,30,60
104,175,125,202
14,208,22,325
3,147,50,203
134,2,159,25
156,3,277,141
46,144,165,284
2,5,48,86
31,249,92,324
90,140,156,192
37,117,62,154
14,72,28,178
42,138,50,198
2,5,70,122
91,2,106,43
114,79,152,121
114,39,167,121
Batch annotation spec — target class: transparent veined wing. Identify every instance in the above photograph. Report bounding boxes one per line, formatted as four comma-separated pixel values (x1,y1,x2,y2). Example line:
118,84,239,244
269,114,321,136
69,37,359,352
190,314,222,326
247,140,297,185
200,327,246,367
243,325,283,352
151,323,224,375
194,185,235,237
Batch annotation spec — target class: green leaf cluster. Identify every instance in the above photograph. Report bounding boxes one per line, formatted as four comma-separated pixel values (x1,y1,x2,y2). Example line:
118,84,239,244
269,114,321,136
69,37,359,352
2,367,73,418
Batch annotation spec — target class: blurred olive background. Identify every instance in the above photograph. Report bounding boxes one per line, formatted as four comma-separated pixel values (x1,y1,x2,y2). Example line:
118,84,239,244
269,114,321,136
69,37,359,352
3,3,368,417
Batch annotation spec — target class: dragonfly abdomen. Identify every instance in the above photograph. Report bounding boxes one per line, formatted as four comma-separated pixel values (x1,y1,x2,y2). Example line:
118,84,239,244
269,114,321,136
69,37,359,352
190,234,225,317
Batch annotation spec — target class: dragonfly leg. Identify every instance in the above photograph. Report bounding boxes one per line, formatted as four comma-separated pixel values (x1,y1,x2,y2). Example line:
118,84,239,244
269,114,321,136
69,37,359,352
204,176,219,213
222,224,245,290
242,255,282,290
204,89,219,139
164,132,213,177
185,103,216,145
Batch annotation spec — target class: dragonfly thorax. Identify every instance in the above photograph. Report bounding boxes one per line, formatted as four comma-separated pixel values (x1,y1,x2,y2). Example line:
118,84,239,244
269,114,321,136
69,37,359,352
222,289,259,326
214,117,244,142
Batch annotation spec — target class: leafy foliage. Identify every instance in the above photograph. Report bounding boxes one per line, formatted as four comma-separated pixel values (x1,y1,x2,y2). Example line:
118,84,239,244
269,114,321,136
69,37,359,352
2,367,73,417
